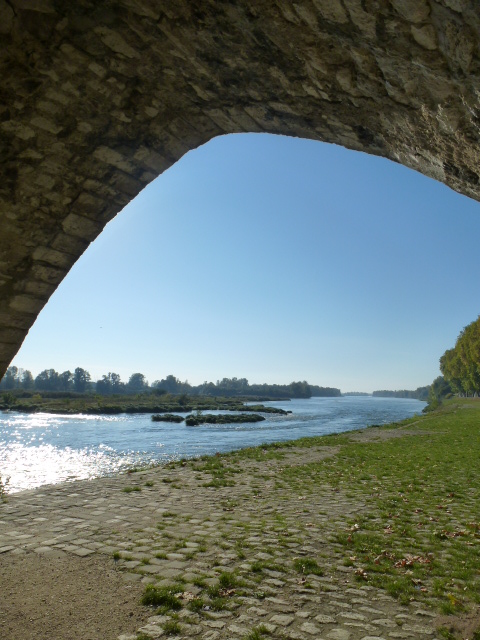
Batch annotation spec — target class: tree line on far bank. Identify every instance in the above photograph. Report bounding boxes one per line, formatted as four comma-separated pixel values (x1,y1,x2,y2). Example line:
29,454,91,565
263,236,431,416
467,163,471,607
0,368,341,399
372,387,430,401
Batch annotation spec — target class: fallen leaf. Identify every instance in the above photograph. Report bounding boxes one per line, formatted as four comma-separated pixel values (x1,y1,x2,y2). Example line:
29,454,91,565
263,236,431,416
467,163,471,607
178,592,197,601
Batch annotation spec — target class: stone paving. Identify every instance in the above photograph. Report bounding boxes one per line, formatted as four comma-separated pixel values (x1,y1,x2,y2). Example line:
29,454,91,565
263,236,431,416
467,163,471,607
0,443,440,640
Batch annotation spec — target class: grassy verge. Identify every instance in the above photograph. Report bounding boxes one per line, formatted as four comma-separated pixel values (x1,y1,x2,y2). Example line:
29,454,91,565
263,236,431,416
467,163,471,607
126,399,478,639
272,400,480,613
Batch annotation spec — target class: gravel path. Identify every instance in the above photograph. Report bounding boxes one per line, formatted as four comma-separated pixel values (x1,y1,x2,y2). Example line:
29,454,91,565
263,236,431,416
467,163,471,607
0,428,440,640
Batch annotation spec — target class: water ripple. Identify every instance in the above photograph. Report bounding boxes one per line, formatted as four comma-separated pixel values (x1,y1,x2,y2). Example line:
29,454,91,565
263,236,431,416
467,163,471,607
0,397,425,493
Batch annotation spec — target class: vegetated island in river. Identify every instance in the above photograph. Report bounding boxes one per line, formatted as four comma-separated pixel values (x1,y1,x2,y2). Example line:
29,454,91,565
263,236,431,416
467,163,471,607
152,403,291,424
151,413,185,423
184,413,266,426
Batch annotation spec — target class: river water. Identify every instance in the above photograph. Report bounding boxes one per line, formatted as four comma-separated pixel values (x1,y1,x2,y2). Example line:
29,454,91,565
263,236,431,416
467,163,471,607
0,396,425,494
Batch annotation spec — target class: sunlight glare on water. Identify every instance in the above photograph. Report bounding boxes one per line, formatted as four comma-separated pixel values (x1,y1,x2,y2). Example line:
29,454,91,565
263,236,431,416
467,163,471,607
0,397,425,494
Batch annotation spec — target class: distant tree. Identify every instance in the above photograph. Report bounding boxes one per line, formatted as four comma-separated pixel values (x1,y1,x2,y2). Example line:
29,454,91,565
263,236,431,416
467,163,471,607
197,381,216,396
35,369,60,391
156,375,183,394
127,373,147,394
213,377,250,397
372,387,430,400
96,372,124,395
310,385,342,397
96,376,111,395
21,370,34,390
73,367,91,393
58,370,73,392
151,383,167,396
2,366,18,390
110,372,124,393
288,381,312,398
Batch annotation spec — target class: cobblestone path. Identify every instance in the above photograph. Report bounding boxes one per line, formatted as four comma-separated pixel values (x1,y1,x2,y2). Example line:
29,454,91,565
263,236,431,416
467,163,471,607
0,440,439,640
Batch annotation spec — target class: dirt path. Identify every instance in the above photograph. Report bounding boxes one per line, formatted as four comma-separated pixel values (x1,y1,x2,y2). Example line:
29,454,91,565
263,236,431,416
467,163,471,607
0,552,147,640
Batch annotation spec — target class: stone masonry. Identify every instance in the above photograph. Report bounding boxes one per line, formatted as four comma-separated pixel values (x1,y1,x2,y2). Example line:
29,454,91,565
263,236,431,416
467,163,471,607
1,0,480,377
0,439,440,639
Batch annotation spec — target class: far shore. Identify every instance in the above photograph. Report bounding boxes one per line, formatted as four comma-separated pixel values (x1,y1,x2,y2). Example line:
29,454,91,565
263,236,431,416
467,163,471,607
0,393,295,416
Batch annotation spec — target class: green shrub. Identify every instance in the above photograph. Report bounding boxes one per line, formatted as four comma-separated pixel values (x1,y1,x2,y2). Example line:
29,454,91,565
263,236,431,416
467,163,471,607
141,584,183,610
293,557,324,576
163,620,181,635
0,473,9,502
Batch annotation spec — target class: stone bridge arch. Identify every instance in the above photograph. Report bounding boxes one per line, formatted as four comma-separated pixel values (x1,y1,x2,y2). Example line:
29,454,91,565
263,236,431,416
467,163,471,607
1,0,479,377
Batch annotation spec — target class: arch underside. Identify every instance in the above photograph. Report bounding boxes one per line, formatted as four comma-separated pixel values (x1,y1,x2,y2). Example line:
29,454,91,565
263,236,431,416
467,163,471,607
1,0,479,377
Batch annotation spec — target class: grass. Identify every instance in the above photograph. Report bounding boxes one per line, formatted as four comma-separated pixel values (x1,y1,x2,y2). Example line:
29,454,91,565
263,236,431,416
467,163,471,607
122,486,141,493
0,473,9,502
437,629,457,640
250,560,285,573
243,625,272,640
188,597,205,612
141,584,184,611
208,596,229,611
192,576,207,588
292,557,324,576
206,571,239,599
195,457,241,489
162,620,181,635
279,400,480,612
120,398,479,637
218,571,240,589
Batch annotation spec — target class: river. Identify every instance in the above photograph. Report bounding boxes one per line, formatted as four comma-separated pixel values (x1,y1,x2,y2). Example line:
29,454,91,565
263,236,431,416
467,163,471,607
0,396,425,494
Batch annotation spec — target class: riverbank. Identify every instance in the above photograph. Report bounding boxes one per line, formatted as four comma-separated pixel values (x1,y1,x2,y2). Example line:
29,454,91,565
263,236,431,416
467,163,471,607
1,400,478,640
0,392,290,415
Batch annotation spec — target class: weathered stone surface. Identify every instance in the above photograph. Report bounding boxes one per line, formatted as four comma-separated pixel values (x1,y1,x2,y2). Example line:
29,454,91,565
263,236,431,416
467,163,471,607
1,0,480,377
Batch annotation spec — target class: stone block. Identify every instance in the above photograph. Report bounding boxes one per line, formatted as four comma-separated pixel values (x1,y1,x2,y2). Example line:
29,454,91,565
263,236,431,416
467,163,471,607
411,24,437,50
12,0,56,12
62,213,100,239
30,116,63,135
0,0,14,33
0,326,27,344
269,614,294,626
9,294,45,314
390,0,430,22
94,26,140,58
22,280,56,297
312,0,348,23
33,246,74,269
93,146,135,174
134,146,169,173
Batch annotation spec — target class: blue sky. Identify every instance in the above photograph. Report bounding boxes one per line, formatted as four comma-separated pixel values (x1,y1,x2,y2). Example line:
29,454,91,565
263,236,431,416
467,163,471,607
11,133,480,392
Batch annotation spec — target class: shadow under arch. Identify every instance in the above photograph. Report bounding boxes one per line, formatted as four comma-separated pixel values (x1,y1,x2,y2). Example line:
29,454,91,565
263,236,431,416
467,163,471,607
1,0,480,377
